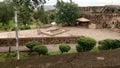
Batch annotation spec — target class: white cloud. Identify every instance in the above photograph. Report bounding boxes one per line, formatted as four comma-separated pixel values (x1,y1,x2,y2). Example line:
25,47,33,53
45,0,120,6
0,0,120,6
0,0,3,2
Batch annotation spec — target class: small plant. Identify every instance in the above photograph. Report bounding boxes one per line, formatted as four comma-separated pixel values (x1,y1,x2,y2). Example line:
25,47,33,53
19,25,31,30
76,36,96,52
59,43,71,53
26,41,40,52
3,53,16,61
33,45,48,56
76,44,83,52
98,39,120,50
48,51,61,56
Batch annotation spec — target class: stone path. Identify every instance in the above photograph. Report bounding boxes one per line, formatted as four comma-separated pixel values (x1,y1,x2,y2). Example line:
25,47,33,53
0,44,76,52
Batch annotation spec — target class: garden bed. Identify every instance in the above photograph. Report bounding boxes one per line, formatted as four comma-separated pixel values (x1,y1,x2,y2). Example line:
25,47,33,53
0,49,120,68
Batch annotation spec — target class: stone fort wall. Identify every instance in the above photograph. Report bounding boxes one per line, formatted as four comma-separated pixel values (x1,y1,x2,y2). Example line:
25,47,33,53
79,5,120,28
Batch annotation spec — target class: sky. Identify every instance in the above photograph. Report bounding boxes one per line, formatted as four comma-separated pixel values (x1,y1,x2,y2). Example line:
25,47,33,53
0,0,120,6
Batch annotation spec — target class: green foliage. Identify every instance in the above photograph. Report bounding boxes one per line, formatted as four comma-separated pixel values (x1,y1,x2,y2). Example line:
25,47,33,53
12,25,31,31
0,20,14,31
76,44,83,52
0,52,28,62
33,6,48,24
76,36,96,52
2,53,16,61
33,45,48,56
48,50,77,56
19,25,31,30
68,50,77,54
59,43,71,53
26,41,40,52
18,5,31,26
56,1,80,25
47,51,61,56
49,13,56,22
98,39,120,50
0,2,14,26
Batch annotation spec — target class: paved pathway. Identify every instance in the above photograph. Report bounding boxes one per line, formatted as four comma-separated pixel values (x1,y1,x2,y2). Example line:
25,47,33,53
0,44,76,52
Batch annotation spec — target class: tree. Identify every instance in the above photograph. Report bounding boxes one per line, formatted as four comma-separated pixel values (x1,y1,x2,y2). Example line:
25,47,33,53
49,12,56,22
6,0,48,60
56,0,80,25
0,2,14,26
18,5,31,26
33,6,48,24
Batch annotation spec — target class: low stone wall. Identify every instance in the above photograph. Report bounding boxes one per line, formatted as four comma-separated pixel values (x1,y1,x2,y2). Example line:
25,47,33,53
0,36,79,46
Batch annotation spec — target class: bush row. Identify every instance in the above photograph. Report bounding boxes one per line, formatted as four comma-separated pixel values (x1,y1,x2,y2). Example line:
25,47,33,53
76,36,120,51
12,25,31,31
98,39,120,50
26,37,120,56
26,41,71,55
26,41,48,56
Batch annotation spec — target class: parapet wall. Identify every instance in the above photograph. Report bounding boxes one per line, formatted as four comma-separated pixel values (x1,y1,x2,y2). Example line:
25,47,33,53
0,36,79,46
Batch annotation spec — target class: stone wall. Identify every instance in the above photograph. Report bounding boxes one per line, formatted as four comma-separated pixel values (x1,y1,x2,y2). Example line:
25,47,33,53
79,5,120,29
0,36,79,46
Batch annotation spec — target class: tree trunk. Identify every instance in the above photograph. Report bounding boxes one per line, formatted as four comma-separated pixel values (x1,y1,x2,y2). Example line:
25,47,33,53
14,6,20,60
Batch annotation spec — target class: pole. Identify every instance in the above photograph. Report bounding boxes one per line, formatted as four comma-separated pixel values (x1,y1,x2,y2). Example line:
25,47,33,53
14,6,20,60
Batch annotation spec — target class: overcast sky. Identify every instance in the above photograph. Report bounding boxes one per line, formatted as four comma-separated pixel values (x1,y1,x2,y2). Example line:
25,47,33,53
0,0,120,6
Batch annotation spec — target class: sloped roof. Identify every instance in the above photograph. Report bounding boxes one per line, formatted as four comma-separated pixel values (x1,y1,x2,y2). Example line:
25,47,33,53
76,17,90,22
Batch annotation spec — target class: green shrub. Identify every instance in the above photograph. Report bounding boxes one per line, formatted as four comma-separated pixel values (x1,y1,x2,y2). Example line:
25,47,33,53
33,45,48,56
11,27,15,31
76,44,83,52
24,25,31,30
19,25,31,30
59,43,71,53
0,25,10,31
98,39,120,50
76,36,96,52
3,53,16,61
26,41,40,52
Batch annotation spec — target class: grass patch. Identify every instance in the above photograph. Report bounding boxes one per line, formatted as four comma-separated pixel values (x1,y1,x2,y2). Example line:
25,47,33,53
0,52,28,62
90,46,99,52
47,51,61,56
48,50,77,56
68,50,77,54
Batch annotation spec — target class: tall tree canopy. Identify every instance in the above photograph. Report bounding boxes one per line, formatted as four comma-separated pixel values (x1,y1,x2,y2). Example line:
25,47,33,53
2,0,47,26
56,0,80,25
0,2,14,25
18,5,31,26
33,6,48,24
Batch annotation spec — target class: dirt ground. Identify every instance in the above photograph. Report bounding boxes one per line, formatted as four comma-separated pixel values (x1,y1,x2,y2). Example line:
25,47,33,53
0,49,120,68
0,27,120,41
0,27,119,52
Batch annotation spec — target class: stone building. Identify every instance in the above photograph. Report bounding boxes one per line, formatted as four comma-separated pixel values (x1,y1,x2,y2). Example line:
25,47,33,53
79,5,120,29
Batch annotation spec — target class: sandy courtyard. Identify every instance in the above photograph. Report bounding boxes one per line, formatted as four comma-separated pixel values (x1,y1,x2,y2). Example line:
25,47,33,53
0,27,120,52
0,27,120,41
